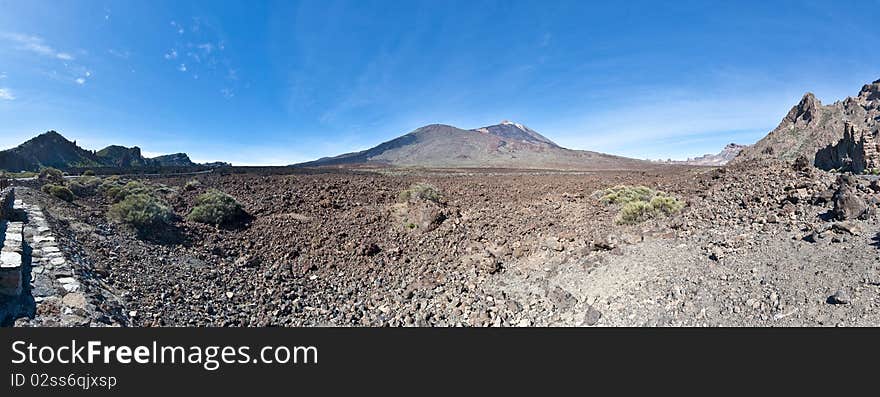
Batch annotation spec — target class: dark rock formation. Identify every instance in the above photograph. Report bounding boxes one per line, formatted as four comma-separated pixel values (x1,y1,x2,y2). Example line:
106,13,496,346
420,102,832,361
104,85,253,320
734,78,880,172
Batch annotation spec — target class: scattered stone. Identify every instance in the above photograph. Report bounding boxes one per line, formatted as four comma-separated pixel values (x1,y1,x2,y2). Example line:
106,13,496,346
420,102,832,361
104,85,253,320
548,286,576,309
831,220,865,235
61,292,87,310
234,255,261,268
827,290,851,305
583,304,602,326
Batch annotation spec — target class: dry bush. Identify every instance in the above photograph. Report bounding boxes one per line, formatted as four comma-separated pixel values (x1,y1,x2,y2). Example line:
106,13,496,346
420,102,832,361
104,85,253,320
398,183,442,204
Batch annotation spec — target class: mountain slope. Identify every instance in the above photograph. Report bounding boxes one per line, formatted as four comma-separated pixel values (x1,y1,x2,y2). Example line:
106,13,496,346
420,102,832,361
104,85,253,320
0,131,102,171
96,145,152,167
297,121,650,170
733,78,880,172
0,131,197,171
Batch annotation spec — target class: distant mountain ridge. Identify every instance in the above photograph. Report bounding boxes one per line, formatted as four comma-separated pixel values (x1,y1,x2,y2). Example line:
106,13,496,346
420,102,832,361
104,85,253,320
0,130,198,172
296,121,651,170
660,143,747,166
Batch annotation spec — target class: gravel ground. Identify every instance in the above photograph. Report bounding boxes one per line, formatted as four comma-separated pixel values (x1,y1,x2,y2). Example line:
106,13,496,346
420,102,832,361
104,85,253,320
17,161,880,327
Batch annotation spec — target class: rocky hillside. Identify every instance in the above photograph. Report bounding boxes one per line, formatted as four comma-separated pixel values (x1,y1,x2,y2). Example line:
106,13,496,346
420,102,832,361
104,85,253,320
297,121,651,170
734,78,880,172
96,145,153,167
0,131,102,171
151,153,196,167
0,130,197,171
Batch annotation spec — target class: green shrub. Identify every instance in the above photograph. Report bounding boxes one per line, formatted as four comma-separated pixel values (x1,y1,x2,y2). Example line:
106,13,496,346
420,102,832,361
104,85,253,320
103,181,153,203
597,185,685,224
108,193,173,231
41,184,75,202
184,179,202,191
616,201,654,224
38,167,64,184
187,189,246,225
82,170,96,176
69,176,101,197
649,195,685,215
597,185,656,205
398,183,442,203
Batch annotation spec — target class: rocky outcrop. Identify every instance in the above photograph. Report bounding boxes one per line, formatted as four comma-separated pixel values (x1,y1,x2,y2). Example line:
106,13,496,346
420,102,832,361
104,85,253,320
733,78,880,172
814,122,880,173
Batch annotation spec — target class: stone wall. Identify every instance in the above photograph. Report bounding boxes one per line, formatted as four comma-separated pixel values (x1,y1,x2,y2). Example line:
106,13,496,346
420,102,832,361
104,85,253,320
0,187,13,220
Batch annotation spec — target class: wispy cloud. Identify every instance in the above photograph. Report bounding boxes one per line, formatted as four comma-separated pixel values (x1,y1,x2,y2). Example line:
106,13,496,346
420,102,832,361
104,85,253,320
164,49,177,59
0,33,75,60
196,43,214,54
75,77,85,85
170,20,184,35
108,48,130,59
0,88,15,100
220,88,234,98
178,64,187,72
0,72,6,79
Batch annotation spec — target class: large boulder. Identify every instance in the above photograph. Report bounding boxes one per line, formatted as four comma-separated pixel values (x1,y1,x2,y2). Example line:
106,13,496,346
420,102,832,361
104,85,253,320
831,177,869,220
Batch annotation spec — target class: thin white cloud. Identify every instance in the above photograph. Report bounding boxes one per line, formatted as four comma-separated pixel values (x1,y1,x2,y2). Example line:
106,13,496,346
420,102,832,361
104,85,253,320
1,33,75,60
220,88,234,98
164,49,178,59
0,72,6,79
75,78,85,85
108,49,130,59
197,43,214,54
178,64,187,72
0,88,14,100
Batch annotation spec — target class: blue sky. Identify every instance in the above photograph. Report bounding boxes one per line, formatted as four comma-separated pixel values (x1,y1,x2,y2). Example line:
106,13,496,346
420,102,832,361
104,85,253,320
1,0,878,164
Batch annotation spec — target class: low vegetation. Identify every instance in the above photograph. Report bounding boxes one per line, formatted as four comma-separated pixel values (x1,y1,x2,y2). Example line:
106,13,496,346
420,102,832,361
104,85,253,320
1,170,37,179
398,183,443,204
596,185,684,224
41,184,75,202
102,180,155,203
108,193,174,231
68,176,102,197
184,179,202,191
187,189,246,226
38,167,65,184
